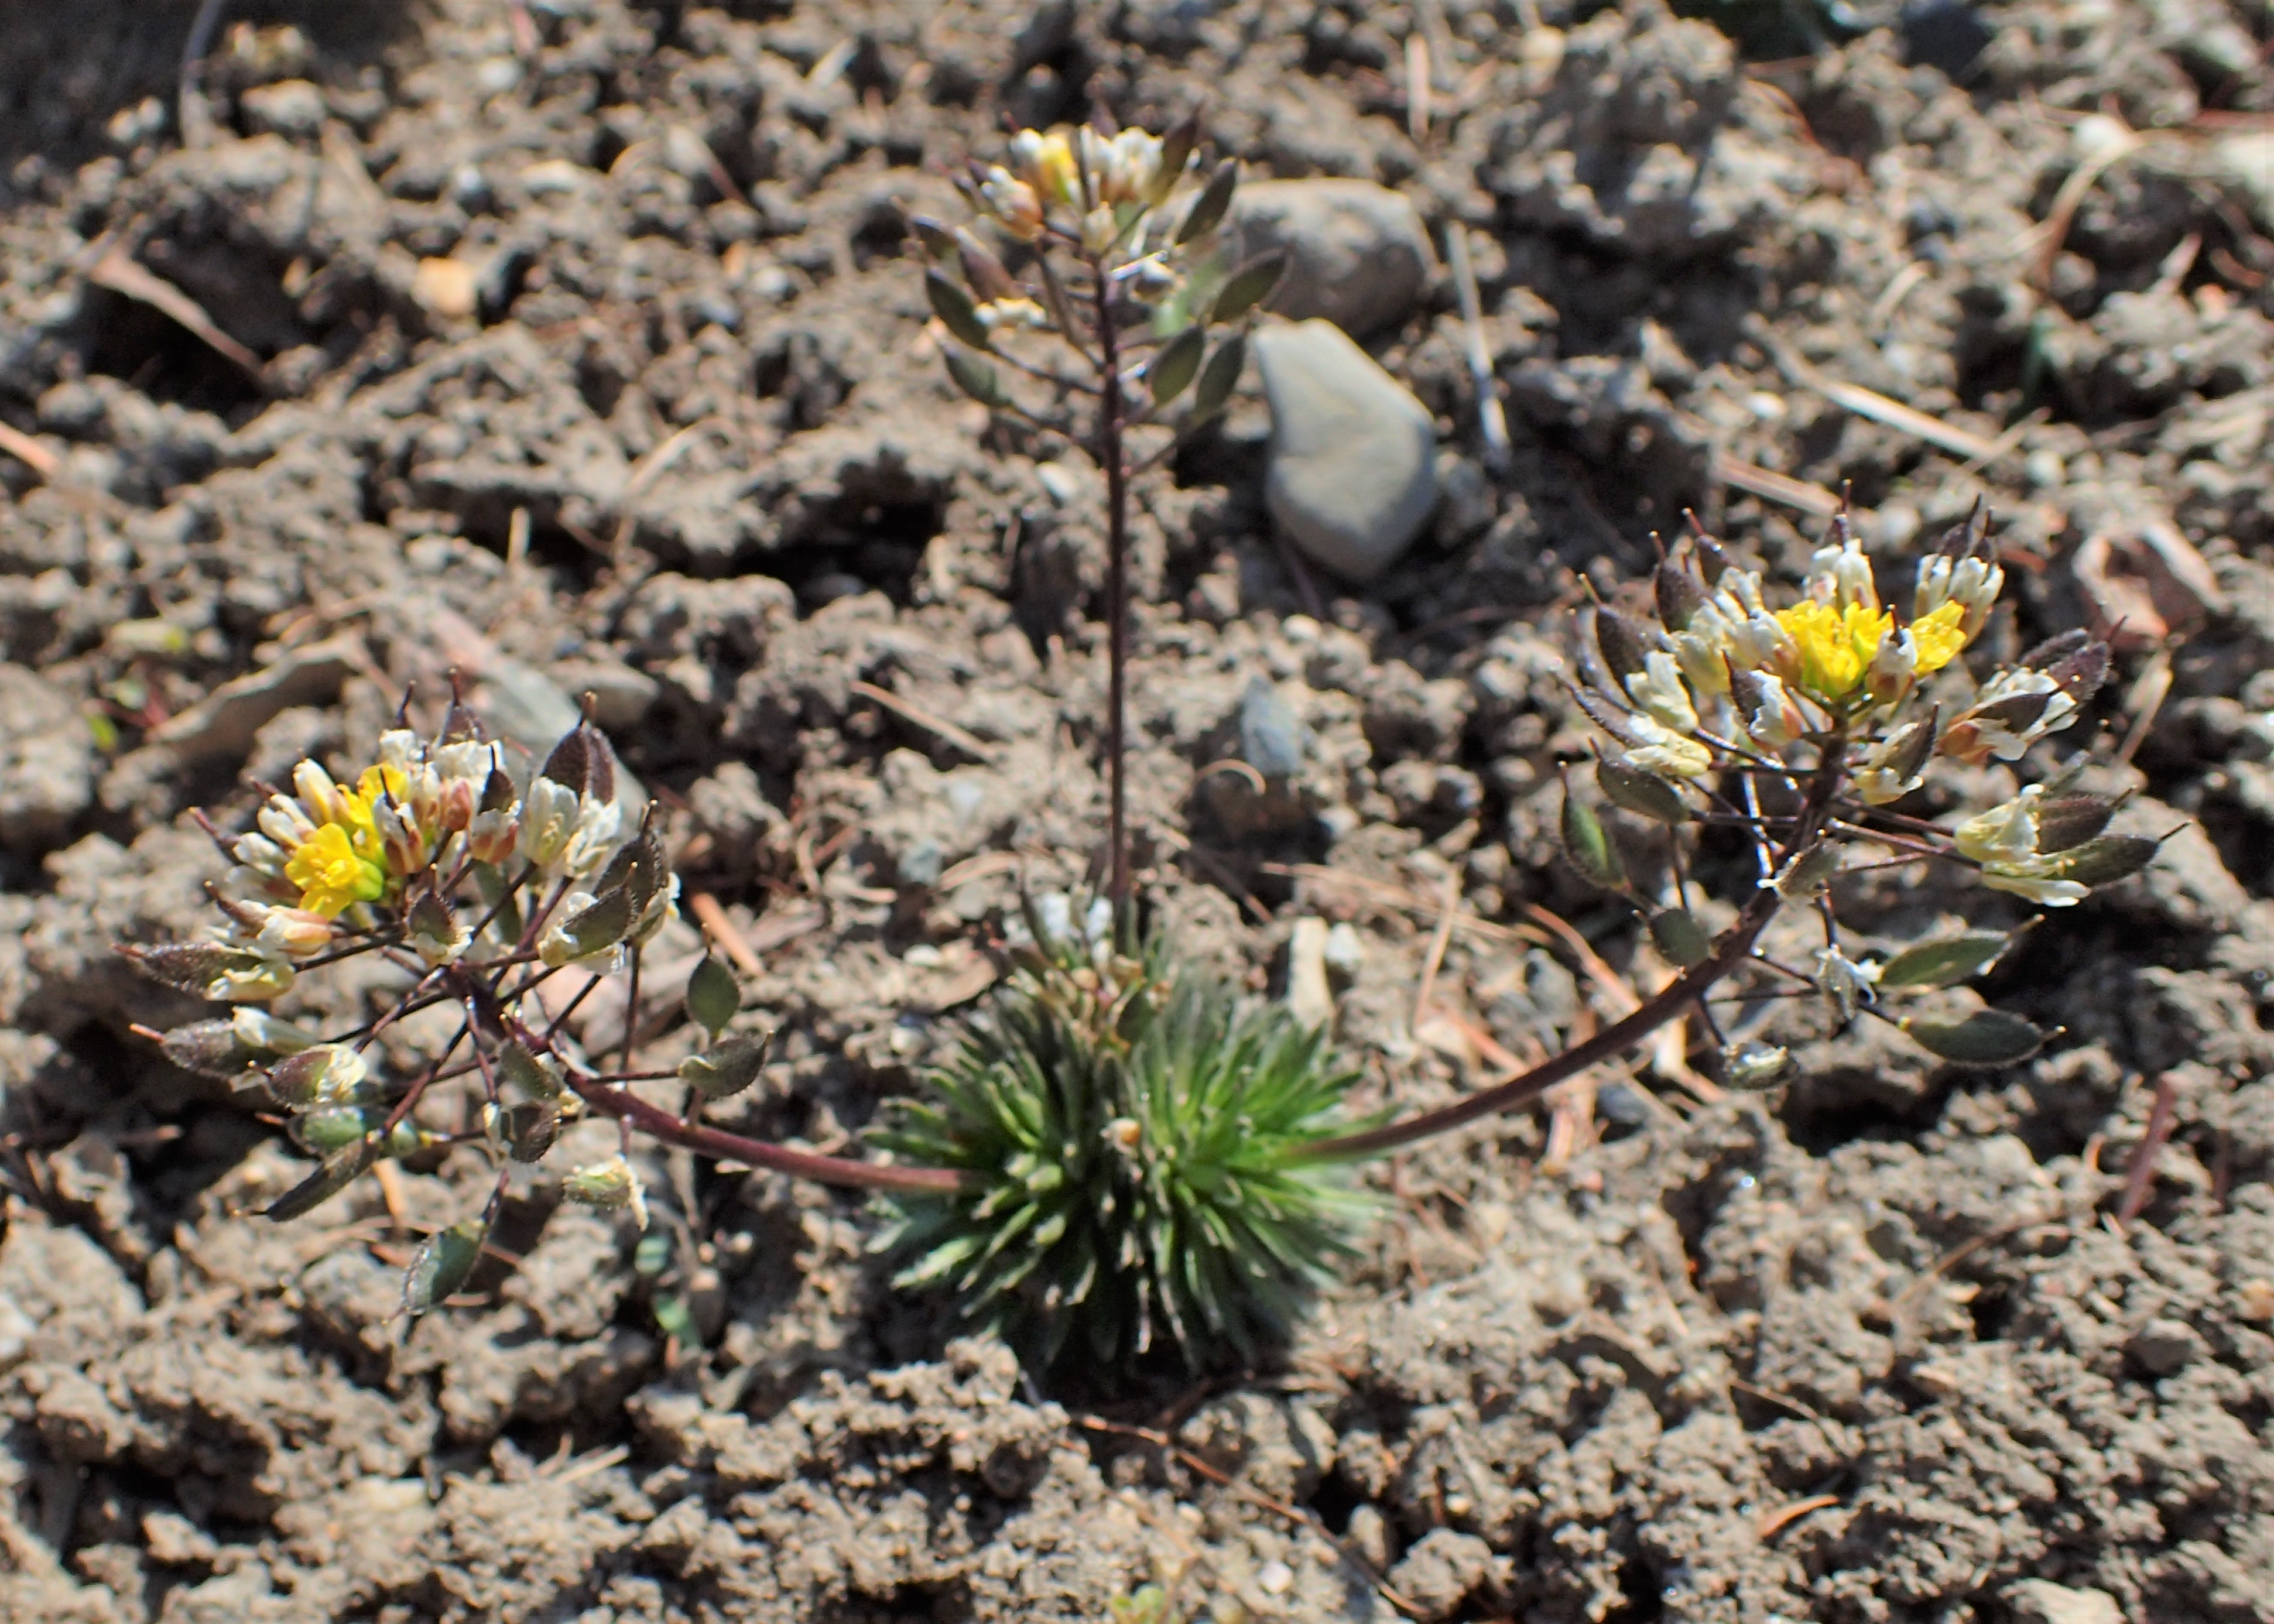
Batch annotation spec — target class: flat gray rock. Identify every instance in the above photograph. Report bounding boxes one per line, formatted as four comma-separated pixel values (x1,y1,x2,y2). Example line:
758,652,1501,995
1256,320,1439,585
1230,178,1433,337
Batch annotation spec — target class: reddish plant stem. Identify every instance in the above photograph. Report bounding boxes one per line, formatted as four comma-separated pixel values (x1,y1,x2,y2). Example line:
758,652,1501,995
1090,251,1131,917
1294,886,1782,1162
2115,1073,2178,1231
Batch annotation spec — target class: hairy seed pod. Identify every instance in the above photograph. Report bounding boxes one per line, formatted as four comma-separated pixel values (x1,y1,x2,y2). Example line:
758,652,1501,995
404,1220,487,1316
1654,560,1708,633
1649,908,1712,969
1875,931,2011,989
2036,834,2159,887
679,1032,772,1099
1592,608,1652,683
1774,842,1843,900
1597,759,1687,824
2033,793,2117,854
1559,783,1625,892
2043,640,2111,708
685,954,741,1039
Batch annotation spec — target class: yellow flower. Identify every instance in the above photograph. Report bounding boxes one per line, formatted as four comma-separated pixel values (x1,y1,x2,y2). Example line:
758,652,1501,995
1012,129,1081,208
283,823,388,918
1774,600,1890,700
1909,600,1968,676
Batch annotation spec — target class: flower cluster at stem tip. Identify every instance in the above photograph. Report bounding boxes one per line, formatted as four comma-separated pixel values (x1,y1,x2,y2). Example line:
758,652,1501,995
1584,507,2118,908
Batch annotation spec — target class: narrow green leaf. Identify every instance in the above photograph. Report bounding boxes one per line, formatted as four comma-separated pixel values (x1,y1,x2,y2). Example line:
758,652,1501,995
924,269,994,350
1177,159,1238,244
1904,1009,2050,1067
1877,931,2011,990
1189,333,1245,422
943,345,1005,407
1149,326,1205,406
1210,250,1287,324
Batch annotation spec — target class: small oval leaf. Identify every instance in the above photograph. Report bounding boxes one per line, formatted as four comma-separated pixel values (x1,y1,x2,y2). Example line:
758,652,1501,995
686,954,741,1039
1904,1009,2050,1067
1597,759,1687,824
924,269,994,350
943,345,1005,407
1189,333,1246,421
1177,158,1238,244
1560,784,1625,892
1878,931,2011,990
1210,251,1286,325
1149,325,1205,406
1649,908,1713,969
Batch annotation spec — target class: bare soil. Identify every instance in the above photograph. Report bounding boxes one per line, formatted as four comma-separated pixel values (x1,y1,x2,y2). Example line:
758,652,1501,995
2,2,2272,1620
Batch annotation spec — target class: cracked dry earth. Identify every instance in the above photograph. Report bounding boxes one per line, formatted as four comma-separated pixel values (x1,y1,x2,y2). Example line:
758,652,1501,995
2,1,2274,1620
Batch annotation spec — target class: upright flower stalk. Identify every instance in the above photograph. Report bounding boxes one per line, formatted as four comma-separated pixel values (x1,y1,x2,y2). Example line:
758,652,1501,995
919,117,1283,919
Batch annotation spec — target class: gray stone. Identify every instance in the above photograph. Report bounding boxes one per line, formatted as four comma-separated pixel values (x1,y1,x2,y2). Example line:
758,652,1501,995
1229,179,1433,337
1256,319,1439,584
2126,1315,2204,1376
0,664,94,856
2006,1580,2124,1624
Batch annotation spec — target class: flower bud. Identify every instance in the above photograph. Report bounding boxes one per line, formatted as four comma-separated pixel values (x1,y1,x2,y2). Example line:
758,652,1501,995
253,906,338,958
406,892,470,968
1852,714,1936,804
465,768,520,865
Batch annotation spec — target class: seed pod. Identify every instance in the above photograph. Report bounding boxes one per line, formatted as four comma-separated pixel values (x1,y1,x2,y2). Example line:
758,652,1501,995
2016,629,2090,670
1559,782,1625,892
908,215,958,260
159,1020,259,1081
2043,639,2111,708
2036,833,2159,887
482,1100,560,1163
1210,251,1287,325
685,954,741,1040
1149,325,1205,406
403,1219,488,1316
1597,759,1687,824
596,823,667,916
1655,560,1708,633
119,942,265,998
1190,332,1246,422
496,1040,563,1101
1773,842,1843,900
2033,793,2117,853
265,1044,371,1109
1931,501,1991,559
924,269,995,350
1569,682,1648,749
1876,931,2011,989
540,886,635,968
1904,1009,2050,1067
1592,608,1652,683
264,1138,380,1221
1722,1040,1792,1089
563,1154,648,1227
956,235,1021,304
679,1031,772,1099
1176,158,1238,243
539,717,616,804
1693,533,1732,587
1156,111,1201,195
1649,908,1713,969
944,345,1005,407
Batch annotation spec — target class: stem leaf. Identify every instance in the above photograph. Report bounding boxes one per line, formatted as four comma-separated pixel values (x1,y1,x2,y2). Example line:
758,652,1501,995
1149,325,1206,406
925,269,994,351
1177,159,1238,244
1903,1009,2050,1067
1877,931,2011,990
1648,908,1712,969
1190,333,1246,422
1210,250,1287,325
943,345,1005,407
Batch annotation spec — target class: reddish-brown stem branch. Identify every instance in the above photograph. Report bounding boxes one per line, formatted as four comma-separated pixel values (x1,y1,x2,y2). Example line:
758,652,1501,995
1090,248,1131,917
2115,1073,2178,1231
559,1070,969,1194
1292,886,1783,1162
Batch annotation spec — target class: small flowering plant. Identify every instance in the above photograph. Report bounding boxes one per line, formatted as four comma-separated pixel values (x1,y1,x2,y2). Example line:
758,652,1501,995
917,115,1283,912
1553,506,2160,1075
122,693,960,1319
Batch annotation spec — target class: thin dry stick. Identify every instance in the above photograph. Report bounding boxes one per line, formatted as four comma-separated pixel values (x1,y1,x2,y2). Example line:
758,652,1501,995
1445,224,1512,475
2115,1073,2179,1230
0,422,58,481
686,891,764,979
1409,869,1461,1036
848,679,1002,763
2115,645,2173,769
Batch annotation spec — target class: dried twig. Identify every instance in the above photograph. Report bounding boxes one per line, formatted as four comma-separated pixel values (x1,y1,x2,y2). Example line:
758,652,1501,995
0,422,59,481
1756,1494,1841,1540
1409,869,1461,1036
687,892,764,979
179,0,228,150
848,680,1002,763
2115,1073,2178,1230
1714,453,1845,519
89,247,266,383
1446,224,1512,475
